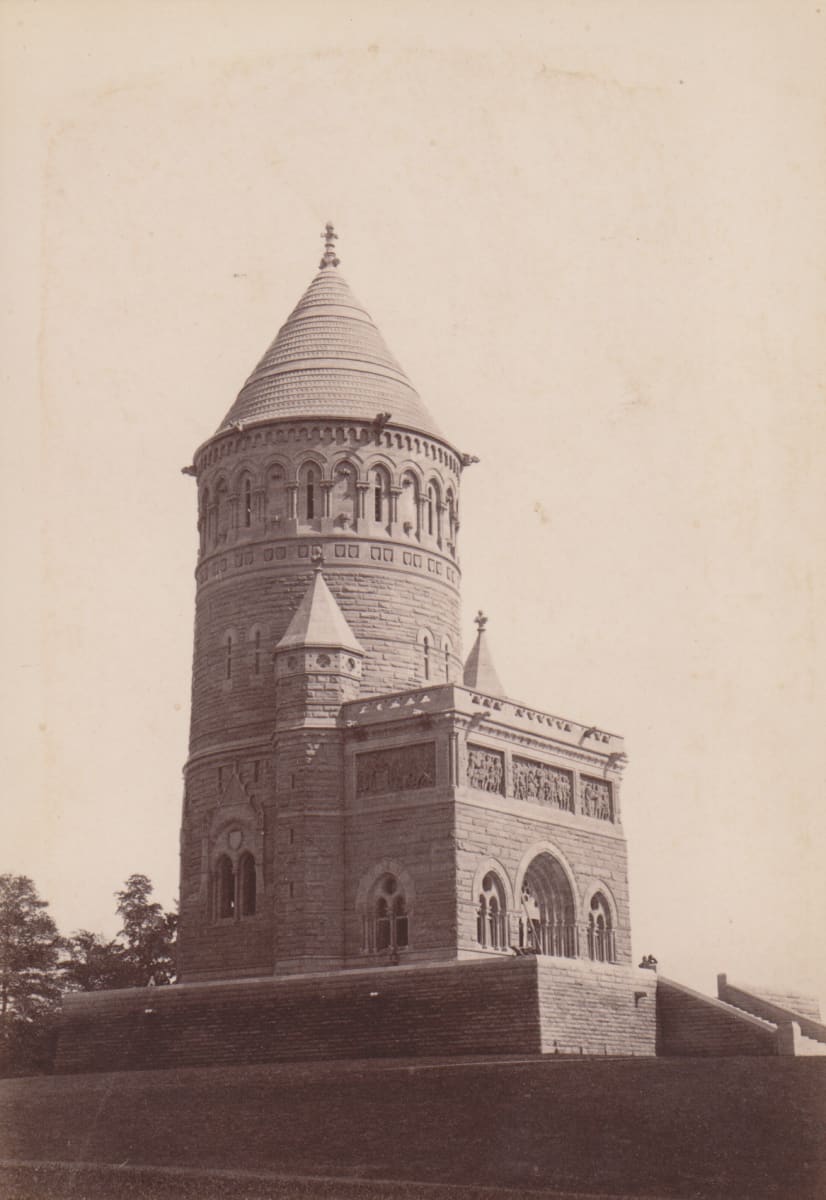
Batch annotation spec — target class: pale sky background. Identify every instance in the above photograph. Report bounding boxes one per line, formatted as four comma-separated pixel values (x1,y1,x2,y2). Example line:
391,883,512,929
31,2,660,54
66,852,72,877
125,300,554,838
2,1,824,1008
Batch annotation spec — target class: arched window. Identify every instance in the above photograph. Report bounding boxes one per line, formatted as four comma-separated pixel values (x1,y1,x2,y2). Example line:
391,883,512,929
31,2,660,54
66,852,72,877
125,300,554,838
417,628,434,684
215,856,235,919
372,467,390,525
366,874,409,953
215,478,229,543
443,639,451,682
298,464,319,522
332,463,356,527
399,471,420,537
477,872,507,950
587,892,615,962
426,484,435,536
266,465,286,527
225,634,233,681
243,477,252,527
238,853,256,917
198,488,209,554
518,853,577,958
446,488,457,555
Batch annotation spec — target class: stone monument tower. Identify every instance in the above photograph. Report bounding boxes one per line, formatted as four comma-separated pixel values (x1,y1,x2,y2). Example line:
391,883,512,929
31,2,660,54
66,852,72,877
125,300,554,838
176,225,639,1021
56,227,821,1072
178,225,466,979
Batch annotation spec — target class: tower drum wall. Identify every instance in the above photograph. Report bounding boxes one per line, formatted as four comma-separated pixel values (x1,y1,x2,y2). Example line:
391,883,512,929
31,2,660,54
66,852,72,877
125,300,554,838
179,416,463,980
187,418,464,756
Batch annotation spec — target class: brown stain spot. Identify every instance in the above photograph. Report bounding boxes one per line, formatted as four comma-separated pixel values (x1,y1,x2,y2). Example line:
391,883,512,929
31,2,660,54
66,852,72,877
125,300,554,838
533,500,550,525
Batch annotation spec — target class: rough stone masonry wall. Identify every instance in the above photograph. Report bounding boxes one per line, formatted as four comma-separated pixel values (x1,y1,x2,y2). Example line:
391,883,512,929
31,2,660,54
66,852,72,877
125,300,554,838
344,785,457,966
535,958,656,1056
189,558,461,754
55,958,543,1075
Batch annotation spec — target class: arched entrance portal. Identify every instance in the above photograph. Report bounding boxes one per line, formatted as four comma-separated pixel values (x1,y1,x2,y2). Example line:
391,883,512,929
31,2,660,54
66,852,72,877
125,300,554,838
518,852,577,958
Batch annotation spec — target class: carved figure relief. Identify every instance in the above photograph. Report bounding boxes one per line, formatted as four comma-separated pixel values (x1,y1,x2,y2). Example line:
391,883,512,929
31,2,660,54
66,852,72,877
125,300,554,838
467,745,504,794
579,776,613,821
512,757,573,811
356,742,436,795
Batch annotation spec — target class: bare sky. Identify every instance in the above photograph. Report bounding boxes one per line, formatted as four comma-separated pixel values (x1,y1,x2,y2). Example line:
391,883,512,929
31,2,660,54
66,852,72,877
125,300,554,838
2,0,825,1007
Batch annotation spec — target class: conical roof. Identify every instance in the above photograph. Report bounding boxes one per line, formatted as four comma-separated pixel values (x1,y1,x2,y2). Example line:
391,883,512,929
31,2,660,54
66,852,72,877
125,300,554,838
463,613,505,696
276,568,364,655
218,234,442,437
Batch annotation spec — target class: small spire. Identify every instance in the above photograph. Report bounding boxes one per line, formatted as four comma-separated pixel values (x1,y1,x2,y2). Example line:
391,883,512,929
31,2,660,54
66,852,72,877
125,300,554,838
319,222,340,269
464,609,505,696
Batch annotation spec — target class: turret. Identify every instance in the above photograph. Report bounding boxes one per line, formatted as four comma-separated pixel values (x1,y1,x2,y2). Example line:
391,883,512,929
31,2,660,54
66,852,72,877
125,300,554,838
273,556,365,727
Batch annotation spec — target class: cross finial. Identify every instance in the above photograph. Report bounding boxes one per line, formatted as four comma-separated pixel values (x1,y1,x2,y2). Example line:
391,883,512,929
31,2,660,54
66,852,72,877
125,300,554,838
319,222,340,269
475,610,488,633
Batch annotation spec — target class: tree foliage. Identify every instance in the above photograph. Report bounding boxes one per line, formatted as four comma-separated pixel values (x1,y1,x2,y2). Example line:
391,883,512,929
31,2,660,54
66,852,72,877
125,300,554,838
59,930,132,992
0,875,63,1074
1,872,177,1073
115,874,177,986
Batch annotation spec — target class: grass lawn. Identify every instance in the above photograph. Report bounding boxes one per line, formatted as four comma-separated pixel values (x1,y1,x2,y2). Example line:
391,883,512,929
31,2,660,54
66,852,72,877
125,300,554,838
1,1055,824,1199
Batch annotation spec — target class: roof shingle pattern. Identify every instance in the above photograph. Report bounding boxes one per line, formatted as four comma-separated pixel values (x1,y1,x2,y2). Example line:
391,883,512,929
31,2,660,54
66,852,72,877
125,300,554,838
218,267,441,436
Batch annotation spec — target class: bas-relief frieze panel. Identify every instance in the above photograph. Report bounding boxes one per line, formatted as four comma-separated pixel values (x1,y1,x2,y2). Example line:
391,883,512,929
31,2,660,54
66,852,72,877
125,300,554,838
512,757,573,812
355,742,436,795
579,776,613,821
467,745,505,794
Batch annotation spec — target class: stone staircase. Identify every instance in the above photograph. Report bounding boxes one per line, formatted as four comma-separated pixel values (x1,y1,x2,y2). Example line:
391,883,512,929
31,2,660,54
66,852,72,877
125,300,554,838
717,974,826,1057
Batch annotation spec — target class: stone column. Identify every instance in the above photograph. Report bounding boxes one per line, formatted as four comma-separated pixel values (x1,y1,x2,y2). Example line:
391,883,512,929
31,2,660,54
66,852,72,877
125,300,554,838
389,487,402,529
436,501,447,548
320,482,333,518
286,484,298,520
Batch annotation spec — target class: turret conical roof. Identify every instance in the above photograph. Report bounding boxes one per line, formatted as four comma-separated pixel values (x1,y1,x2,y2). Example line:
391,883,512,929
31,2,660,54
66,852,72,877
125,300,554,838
218,229,442,437
276,568,364,655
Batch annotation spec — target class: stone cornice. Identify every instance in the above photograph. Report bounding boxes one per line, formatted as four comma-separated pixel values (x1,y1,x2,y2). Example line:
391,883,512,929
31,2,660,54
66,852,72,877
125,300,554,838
191,417,464,481
340,683,625,763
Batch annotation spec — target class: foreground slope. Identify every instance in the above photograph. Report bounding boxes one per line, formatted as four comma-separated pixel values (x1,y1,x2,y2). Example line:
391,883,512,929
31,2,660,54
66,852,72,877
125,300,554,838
2,1055,825,1199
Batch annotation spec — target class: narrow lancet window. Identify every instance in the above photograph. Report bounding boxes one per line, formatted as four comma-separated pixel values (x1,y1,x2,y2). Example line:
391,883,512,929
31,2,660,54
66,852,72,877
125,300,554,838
239,853,256,917
215,856,235,919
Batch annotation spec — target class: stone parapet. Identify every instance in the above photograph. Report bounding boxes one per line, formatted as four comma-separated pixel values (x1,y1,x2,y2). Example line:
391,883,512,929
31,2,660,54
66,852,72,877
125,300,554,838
54,955,657,1075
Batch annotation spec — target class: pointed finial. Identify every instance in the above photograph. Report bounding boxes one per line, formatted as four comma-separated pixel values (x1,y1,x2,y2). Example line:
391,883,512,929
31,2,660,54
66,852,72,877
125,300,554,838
474,610,488,633
311,547,324,572
319,222,340,269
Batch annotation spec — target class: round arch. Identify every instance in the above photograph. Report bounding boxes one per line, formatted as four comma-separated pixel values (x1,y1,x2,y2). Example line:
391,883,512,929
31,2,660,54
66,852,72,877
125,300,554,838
470,857,515,910
229,458,260,492
355,859,416,914
328,450,366,480
581,879,619,926
513,840,580,921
